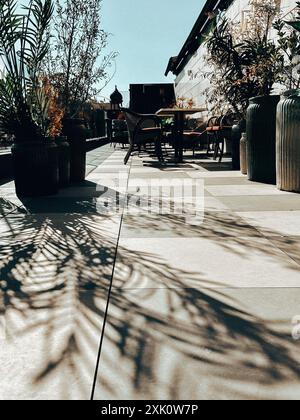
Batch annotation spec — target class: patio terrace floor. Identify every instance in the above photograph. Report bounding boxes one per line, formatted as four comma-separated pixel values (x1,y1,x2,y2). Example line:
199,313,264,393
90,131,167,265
1,144,300,400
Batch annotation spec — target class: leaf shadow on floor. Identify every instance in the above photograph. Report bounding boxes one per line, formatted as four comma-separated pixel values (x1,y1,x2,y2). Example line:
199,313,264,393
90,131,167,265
0,184,300,400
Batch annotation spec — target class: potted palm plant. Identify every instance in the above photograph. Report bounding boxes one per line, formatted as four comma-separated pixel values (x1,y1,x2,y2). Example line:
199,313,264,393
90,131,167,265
274,3,300,192
206,1,283,181
0,0,58,198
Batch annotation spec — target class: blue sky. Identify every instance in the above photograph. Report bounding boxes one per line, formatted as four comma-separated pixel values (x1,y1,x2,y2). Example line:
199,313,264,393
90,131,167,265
100,0,205,101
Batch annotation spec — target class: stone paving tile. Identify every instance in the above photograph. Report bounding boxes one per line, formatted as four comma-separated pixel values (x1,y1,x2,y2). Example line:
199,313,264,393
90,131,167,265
111,236,300,289
268,236,300,267
202,177,271,186
236,211,300,237
92,165,130,174
87,172,129,181
219,195,300,212
126,186,208,198
94,287,300,400
206,184,292,197
130,172,192,179
0,285,110,400
19,197,104,214
188,171,245,178
202,197,231,211
55,186,125,200
0,196,21,213
102,162,125,166
119,211,261,239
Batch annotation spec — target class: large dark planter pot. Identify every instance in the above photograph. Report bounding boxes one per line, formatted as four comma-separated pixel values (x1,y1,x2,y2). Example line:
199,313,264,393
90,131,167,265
12,140,59,198
246,95,280,184
277,89,300,192
55,136,71,188
62,118,87,182
231,119,246,170
95,109,106,137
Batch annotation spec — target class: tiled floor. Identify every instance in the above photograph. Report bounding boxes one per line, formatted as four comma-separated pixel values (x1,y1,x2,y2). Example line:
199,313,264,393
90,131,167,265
1,146,300,400
93,149,300,400
0,146,123,400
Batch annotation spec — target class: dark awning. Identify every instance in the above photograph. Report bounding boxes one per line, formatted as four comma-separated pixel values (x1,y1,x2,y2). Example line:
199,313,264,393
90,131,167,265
165,0,234,76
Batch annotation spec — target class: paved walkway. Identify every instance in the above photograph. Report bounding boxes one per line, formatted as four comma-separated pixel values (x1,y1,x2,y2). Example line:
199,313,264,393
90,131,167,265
1,145,300,400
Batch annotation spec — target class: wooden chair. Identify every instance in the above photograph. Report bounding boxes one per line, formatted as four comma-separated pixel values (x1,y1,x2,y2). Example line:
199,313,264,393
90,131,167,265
110,119,129,148
206,115,235,162
121,108,164,165
183,120,208,156
215,114,235,162
206,116,221,157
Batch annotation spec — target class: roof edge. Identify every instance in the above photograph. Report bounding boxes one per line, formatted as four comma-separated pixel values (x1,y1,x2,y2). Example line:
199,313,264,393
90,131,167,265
165,0,234,76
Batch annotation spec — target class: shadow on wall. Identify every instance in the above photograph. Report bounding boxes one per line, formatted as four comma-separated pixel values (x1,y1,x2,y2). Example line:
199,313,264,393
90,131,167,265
0,189,300,399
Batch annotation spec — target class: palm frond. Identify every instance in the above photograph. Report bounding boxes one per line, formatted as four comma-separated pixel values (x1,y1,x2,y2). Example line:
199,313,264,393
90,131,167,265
0,0,54,141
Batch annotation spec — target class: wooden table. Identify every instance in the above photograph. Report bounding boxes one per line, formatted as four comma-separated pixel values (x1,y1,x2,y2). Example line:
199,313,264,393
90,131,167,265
156,108,207,163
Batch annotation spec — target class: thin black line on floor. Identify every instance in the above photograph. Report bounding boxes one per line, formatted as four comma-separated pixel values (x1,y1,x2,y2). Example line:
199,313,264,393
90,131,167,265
90,155,132,401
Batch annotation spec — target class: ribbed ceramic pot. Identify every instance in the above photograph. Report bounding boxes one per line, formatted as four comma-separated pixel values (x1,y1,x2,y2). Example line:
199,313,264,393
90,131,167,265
246,95,280,184
276,90,300,192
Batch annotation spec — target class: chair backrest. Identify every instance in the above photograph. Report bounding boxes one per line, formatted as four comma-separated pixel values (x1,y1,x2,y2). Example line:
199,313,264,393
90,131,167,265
121,109,140,146
194,120,207,133
121,108,157,146
185,118,198,131
220,113,237,128
207,116,221,128
112,119,128,132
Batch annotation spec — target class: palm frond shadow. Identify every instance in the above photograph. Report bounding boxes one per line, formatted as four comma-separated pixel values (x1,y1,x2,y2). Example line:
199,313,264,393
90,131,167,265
122,209,300,271
0,195,299,399
99,246,300,399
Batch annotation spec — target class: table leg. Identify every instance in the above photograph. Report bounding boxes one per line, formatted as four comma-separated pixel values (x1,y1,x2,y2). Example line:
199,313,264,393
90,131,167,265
177,113,184,163
174,114,179,160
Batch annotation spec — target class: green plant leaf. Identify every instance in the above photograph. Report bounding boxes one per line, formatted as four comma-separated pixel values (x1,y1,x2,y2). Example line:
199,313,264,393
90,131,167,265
0,0,54,141
285,20,300,32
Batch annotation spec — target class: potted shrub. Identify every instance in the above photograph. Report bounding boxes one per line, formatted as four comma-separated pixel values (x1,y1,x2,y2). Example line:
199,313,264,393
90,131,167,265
0,0,59,198
206,19,246,170
244,35,282,184
241,1,283,184
205,0,283,180
41,76,70,188
274,4,300,192
44,0,117,182
205,18,260,170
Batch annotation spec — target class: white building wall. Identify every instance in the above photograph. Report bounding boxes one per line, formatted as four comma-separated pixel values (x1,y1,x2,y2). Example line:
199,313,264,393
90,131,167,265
174,0,298,116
